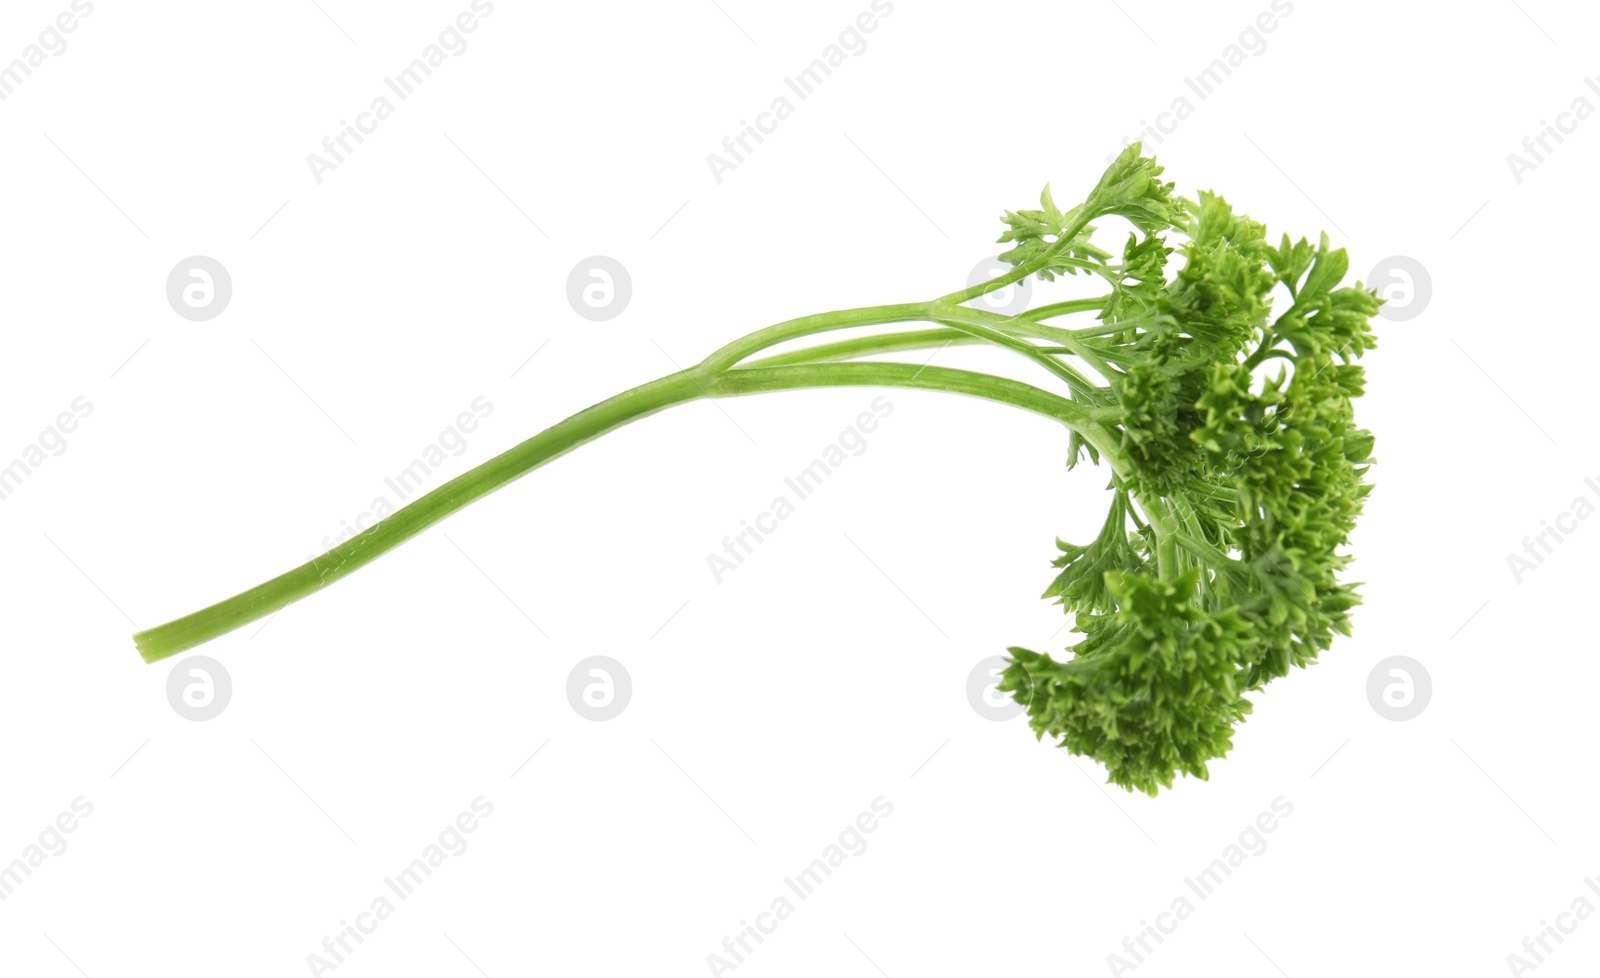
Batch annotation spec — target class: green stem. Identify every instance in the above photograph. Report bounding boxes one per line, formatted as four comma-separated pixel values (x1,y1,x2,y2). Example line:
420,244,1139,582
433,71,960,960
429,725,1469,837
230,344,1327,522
1068,316,1152,339
137,244,1148,662
1136,494,1185,583
713,360,1103,434
1021,296,1111,321
937,203,1100,306
745,328,983,368
699,302,932,374
133,368,707,663
134,347,1121,663
928,317,1098,396
936,305,1123,383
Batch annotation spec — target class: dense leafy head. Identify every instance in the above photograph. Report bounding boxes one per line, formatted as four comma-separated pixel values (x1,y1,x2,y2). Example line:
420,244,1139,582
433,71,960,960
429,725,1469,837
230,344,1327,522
994,144,1379,795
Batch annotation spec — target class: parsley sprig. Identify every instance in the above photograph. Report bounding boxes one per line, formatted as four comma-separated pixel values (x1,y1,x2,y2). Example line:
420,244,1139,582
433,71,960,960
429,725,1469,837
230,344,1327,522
135,145,1378,795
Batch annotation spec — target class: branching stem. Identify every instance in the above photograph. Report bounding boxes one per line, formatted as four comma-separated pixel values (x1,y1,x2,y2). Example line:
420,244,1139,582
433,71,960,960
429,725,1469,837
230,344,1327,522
133,286,1131,663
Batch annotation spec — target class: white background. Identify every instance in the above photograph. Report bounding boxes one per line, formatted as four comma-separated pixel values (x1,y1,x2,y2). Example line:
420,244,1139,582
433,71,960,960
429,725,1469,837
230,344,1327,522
1,1,1595,975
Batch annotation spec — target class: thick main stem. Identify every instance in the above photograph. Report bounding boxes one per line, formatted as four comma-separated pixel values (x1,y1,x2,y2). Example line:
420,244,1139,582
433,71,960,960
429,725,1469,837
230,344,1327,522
133,368,707,663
